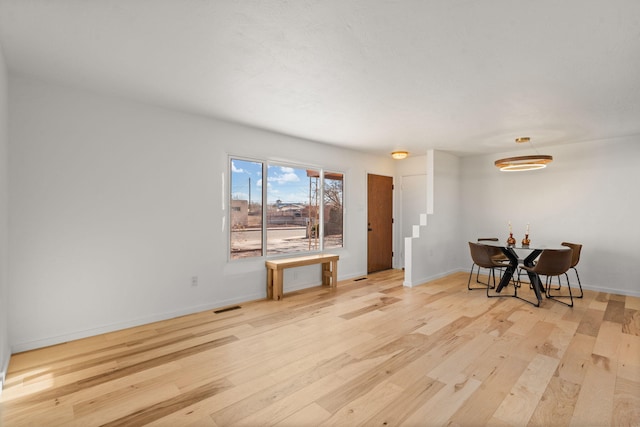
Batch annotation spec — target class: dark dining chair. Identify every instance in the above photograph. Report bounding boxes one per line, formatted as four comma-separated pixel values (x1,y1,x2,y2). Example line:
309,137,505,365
467,242,510,291
520,248,575,307
561,242,584,298
473,238,508,285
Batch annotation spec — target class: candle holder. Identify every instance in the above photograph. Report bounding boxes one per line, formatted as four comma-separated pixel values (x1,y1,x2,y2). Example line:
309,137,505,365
522,234,530,247
507,233,516,247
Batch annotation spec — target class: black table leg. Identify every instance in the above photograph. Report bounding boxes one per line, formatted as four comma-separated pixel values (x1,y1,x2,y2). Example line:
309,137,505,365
495,247,518,293
523,249,543,302
484,245,544,307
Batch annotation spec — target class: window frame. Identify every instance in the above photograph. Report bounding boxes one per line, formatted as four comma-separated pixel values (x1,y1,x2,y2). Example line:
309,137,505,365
228,155,344,261
321,169,345,252
229,156,266,261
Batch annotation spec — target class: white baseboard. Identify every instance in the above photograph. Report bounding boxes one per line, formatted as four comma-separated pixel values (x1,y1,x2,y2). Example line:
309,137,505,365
10,294,263,353
0,349,10,395
455,267,640,297
403,268,460,288
579,283,640,298
11,268,636,353
11,271,372,353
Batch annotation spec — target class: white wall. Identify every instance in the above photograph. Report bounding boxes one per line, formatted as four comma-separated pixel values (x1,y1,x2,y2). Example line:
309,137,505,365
395,154,428,269
399,151,461,286
460,137,640,296
8,75,395,352
7,74,638,355
396,139,640,297
0,39,10,391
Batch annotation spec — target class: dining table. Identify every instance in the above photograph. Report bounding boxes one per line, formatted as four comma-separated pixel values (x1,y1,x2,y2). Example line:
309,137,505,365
479,241,571,306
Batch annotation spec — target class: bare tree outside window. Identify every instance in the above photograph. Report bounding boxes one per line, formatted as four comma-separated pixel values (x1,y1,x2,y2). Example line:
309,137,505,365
324,172,344,249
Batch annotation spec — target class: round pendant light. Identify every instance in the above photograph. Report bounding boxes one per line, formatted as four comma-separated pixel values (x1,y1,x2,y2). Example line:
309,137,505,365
495,137,553,171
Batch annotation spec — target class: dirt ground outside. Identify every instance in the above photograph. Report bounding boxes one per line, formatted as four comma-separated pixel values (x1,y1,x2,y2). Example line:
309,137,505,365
231,227,342,259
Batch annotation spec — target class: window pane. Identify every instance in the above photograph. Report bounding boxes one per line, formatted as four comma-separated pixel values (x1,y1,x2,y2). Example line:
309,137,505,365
324,171,344,249
267,165,320,255
230,159,263,259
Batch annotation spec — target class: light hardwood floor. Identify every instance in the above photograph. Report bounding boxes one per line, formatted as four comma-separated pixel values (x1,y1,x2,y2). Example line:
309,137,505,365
1,270,639,426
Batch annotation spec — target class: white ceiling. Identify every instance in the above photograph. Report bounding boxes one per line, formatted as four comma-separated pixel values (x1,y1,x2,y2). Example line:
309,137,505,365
1,0,639,157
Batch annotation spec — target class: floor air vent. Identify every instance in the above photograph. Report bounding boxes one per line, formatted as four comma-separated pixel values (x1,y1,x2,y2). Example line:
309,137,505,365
354,277,368,281
214,305,241,314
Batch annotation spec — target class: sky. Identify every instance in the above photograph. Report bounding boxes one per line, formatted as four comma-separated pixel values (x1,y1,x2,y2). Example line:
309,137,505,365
231,159,320,205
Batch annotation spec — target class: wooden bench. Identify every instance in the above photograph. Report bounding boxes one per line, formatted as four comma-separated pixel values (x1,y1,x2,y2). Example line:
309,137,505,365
265,254,339,300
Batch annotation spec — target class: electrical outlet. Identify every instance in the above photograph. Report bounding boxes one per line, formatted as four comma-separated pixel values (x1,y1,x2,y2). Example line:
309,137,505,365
191,276,198,286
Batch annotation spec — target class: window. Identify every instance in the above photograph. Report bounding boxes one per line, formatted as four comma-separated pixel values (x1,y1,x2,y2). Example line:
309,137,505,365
230,158,344,259
323,171,344,250
230,159,263,259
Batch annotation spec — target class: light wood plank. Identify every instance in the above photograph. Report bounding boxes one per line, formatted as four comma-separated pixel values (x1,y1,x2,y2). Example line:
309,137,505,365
449,355,529,426
570,351,618,427
1,270,637,426
593,320,622,359
612,376,640,426
401,374,482,426
492,354,560,425
528,375,581,426
625,295,640,311
274,403,331,426
623,308,640,336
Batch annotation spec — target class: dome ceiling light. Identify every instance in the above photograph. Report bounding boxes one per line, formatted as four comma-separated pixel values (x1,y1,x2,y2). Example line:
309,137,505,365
391,151,409,160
